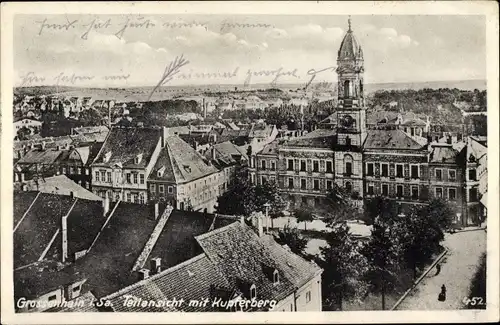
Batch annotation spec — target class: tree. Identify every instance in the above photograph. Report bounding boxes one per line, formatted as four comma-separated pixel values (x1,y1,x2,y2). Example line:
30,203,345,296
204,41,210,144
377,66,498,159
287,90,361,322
246,145,253,157
321,184,359,227
16,126,32,140
391,206,445,280
216,169,256,217
274,224,308,257
363,196,399,225
294,207,314,231
79,108,103,126
361,219,399,310
318,222,369,310
253,180,286,227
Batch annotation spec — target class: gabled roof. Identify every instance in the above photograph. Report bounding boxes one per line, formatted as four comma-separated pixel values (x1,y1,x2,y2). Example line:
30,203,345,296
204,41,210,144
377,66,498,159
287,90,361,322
249,124,275,139
93,127,162,167
13,192,106,270
149,135,218,184
467,136,487,160
196,222,322,303
258,141,279,156
364,129,425,150
104,254,231,312
16,147,67,165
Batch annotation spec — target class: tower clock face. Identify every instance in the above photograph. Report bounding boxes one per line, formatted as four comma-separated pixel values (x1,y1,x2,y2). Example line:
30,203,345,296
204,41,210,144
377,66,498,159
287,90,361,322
340,114,355,128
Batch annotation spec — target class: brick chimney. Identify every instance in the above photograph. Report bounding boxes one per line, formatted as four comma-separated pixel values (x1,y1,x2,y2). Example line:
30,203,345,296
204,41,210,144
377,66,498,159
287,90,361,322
138,268,150,281
211,146,216,161
153,202,159,220
61,214,68,263
102,196,110,216
257,215,264,237
150,257,161,275
161,126,169,148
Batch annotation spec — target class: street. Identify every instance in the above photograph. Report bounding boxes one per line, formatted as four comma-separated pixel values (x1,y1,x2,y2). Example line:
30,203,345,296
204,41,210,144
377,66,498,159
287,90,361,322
396,229,487,310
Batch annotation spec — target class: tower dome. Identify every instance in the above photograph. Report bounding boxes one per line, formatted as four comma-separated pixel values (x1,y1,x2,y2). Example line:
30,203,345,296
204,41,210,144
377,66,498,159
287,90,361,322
338,17,363,60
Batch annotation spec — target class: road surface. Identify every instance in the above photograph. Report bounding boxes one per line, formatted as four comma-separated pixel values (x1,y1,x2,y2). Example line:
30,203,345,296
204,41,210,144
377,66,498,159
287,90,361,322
396,229,486,310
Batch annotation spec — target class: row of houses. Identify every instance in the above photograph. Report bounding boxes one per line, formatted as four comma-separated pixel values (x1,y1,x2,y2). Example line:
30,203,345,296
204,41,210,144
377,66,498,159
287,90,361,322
14,191,322,313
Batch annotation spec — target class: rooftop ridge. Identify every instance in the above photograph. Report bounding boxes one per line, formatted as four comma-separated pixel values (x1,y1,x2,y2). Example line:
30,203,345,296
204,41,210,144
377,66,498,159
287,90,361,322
87,200,121,253
195,219,242,242
103,253,207,301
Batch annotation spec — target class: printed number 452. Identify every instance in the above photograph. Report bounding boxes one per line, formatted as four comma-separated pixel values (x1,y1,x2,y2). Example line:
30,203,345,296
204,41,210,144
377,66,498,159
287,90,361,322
463,297,484,306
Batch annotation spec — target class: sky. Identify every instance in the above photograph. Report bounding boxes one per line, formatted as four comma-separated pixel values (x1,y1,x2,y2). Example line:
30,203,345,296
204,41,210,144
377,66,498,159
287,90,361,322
14,14,486,87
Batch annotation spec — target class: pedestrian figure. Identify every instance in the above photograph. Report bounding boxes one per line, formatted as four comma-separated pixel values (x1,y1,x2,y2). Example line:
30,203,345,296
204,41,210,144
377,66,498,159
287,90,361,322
438,284,446,302
435,263,441,276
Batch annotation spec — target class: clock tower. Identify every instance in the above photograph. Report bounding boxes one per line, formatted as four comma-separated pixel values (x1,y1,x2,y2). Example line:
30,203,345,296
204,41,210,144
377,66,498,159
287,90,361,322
334,17,366,201
336,17,367,147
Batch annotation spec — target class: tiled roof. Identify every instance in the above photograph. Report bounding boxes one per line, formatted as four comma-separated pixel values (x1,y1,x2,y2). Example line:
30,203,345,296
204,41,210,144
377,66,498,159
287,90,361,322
14,260,83,301
196,222,322,303
93,127,162,167
14,193,76,269
74,202,160,298
104,254,231,312
16,148,67,165
467,136,487,160
212,141,248,161
429,144,460,163
364,129,425,150
149,135,218,184
249,124,274,139
145,210,216,270
283,129,336,149
258,141,279,156
13,191,39,228
22,175,102,201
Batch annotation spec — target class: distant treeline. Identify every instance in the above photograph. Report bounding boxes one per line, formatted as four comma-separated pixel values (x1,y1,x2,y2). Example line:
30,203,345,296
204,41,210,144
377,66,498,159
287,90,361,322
369,88,487,113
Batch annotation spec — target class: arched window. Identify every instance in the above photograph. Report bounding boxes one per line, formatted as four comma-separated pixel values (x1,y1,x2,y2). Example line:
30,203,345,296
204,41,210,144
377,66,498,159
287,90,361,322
273,270,279,284
344,80,350,97
344,154,353,176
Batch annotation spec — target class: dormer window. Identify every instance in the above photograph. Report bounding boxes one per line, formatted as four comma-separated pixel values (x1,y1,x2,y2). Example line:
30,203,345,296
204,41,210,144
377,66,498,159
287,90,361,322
104,151,112,163
183,165,192,173
273,270,279,285
135,153,143,165
250,284,257,300
157,166,165,177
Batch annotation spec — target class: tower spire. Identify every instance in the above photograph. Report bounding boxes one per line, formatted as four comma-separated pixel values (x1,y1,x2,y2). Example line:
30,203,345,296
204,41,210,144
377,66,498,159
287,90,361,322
348,16,352,31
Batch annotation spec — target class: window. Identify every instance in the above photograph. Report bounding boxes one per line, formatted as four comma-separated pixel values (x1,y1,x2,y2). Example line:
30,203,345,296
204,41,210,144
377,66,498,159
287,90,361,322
382,184,389,196
411,165,419,179
396,185,403,197
435,169,442,181
72,285,81,293
435,187,443,198
288,178,294,189
449,188,456,200
345,181,352,193
261,160,266,170
287,159,294,171
140,174,145,184
326,161,333,173
250,284,257,299
469,188,478,201
367,184,374,195
271,161,276,170
381,164,389,177
306,291,311,303
159,185,165,193
138,194,144,204
95,171,100,182
101,171,106,182
70,167,74,174
301,197,308,205
345,162,352,176
449,169,456,181
396,164,403,178
345,136,351,146
314,179,319,190
273,270,279,284
411,186,419,199
126,173,131,184
85,168,90,175
107,171,111,183
313,160,319,172
48,295,57,301
168,186,173,193
366,163,374,176
150,184,155,193
126,193,131,202
301,179,306,189
270,176,276,183
469,169,477,181
326,180,332,190
133,173,138,184
314,197,320,207
300,160,306,172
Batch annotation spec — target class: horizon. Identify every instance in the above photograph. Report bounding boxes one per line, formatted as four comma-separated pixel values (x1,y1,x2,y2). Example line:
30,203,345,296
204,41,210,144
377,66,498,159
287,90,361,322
14,15,486,89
